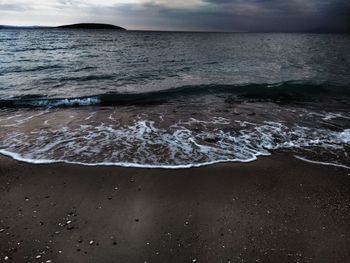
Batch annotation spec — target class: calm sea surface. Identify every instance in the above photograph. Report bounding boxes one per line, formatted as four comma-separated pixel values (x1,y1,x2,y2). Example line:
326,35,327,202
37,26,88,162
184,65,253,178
0,30,349,168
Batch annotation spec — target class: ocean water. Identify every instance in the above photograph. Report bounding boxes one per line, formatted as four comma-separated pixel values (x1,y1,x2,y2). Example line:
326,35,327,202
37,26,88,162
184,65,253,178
0,29,349,168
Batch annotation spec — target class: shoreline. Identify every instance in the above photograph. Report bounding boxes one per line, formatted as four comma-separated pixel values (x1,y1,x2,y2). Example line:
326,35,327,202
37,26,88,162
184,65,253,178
0,153,349,262
1,149,349,170
0,149,264,169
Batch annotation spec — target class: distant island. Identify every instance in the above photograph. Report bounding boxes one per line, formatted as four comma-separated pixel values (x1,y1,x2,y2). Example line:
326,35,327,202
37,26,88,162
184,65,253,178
56,23,126,30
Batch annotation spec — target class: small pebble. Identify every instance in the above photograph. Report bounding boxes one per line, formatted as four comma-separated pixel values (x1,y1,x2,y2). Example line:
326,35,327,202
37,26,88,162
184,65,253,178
4,256,9,261
89,240,94,245
192,259,197,262
46,260,52,263
36,255,41,259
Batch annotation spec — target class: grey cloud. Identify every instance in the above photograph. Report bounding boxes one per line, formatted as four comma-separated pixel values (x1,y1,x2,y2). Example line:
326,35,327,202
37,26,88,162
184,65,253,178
0,3,29,11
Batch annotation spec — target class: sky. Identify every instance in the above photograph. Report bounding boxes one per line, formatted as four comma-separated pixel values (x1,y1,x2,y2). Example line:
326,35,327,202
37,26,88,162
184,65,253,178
0,0,349,32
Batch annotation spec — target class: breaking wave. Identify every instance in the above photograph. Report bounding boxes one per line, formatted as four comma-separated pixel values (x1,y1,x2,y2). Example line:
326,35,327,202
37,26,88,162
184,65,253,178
0,117,349,169
1,81,349,108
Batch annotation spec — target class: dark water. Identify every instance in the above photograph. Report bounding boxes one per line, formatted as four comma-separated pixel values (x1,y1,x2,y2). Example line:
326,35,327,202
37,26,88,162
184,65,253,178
0,30,349,168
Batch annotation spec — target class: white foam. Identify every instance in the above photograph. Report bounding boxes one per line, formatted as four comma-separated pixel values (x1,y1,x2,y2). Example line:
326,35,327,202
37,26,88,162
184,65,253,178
0,149,257,169
294,155,350,170
31,97,101,108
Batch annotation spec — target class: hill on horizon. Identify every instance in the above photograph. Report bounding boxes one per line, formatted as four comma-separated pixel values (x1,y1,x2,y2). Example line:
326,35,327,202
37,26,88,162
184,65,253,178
56,23,126,30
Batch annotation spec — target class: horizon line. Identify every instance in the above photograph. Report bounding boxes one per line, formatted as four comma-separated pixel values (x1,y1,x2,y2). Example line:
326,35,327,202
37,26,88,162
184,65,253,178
0,24,349,34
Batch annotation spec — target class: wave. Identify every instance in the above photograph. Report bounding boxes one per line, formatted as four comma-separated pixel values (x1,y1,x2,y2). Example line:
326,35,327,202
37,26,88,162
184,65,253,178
0,64,64,74
0,149,258,169
0,81,349,109
0,117,349,169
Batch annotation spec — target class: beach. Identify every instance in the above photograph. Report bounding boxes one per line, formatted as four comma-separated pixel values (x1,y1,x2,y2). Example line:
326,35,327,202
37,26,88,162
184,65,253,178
1,5,350,263
0,153,349,263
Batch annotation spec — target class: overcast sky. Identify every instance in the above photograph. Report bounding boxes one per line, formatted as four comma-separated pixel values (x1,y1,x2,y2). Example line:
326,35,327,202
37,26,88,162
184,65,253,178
0,0,349,32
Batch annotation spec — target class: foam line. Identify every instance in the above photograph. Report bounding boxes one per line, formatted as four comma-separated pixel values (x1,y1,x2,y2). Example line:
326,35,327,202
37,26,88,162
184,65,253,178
0,149,261,169
294,155,350,170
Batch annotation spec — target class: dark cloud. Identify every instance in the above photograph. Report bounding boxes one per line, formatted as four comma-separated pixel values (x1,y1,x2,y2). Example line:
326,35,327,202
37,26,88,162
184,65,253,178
103,0,350,32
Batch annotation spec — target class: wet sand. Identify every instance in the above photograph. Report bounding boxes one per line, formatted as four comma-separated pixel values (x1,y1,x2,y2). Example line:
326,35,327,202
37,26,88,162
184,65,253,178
0,153,349,263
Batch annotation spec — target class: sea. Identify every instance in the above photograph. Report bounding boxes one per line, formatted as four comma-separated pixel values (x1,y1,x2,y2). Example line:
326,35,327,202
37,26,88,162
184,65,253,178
0,29,349,168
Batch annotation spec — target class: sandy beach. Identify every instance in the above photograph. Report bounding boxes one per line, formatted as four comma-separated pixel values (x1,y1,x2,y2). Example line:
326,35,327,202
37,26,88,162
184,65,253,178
0,153,349,262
